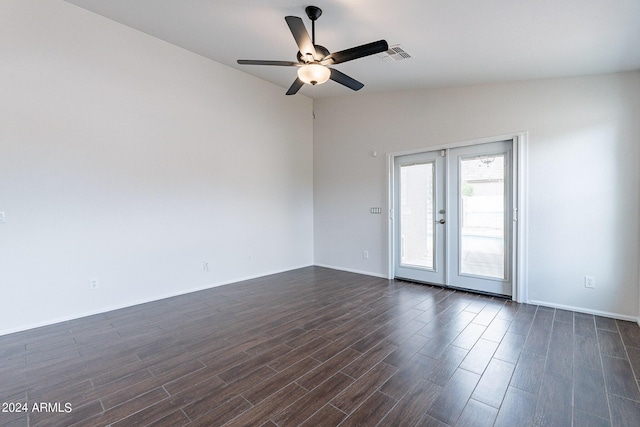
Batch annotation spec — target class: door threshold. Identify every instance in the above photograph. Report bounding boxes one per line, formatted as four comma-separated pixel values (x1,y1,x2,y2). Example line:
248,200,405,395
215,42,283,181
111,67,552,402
394,277,511,300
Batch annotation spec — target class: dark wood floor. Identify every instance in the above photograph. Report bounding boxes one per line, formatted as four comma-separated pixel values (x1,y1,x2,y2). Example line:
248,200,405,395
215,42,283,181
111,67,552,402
1,267,640,427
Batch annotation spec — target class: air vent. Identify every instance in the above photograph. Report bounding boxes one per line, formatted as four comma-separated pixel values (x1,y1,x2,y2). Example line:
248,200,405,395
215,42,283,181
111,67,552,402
378,45,413,62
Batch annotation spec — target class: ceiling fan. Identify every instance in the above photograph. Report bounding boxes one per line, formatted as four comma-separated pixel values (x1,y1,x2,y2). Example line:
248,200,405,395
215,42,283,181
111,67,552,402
237,5,388,95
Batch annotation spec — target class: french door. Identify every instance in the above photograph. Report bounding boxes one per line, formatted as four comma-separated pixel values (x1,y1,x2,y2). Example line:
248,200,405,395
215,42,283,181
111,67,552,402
393,140,513,296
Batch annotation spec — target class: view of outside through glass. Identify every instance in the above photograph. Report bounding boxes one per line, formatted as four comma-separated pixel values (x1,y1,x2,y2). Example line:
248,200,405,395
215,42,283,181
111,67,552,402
460,154,505,279
400,162,434,269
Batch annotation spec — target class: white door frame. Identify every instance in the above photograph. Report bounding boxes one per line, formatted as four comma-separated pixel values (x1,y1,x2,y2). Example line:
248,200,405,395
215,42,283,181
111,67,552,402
387,132,528,302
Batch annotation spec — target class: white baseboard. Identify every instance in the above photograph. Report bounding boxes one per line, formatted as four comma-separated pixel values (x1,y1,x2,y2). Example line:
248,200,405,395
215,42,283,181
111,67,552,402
313,263,388,279
0,264,314,337
528,299,639,323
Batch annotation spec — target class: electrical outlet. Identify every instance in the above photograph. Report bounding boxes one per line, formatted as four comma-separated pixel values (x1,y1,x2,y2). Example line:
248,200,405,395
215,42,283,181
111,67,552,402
89,279,99,290
363,251,369,259
585,276,595,289
0,212,5,223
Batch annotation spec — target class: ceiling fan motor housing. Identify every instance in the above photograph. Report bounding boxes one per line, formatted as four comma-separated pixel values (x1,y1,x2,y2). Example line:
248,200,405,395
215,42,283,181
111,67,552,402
297,45,330,63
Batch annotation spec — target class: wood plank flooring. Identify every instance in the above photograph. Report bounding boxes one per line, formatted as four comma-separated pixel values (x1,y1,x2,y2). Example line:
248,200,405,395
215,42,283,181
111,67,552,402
1,266,640,426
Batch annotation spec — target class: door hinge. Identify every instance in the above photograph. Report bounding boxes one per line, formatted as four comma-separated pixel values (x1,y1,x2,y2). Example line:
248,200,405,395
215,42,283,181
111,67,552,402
440,150,446,157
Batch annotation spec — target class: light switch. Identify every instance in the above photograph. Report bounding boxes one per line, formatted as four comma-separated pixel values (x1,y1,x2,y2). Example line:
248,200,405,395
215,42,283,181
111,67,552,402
0,212,5,223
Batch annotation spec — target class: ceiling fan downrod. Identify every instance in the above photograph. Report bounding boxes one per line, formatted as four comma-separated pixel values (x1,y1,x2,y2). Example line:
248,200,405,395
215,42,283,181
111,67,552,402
305,6,322,45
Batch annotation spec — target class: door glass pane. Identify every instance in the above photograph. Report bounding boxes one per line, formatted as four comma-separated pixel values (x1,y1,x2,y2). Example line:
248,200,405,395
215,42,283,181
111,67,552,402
400,162,434,269
460,154,505,279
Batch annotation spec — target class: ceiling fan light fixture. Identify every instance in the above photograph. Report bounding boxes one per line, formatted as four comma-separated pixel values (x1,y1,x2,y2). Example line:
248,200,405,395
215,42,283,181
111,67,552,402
297,63,330,85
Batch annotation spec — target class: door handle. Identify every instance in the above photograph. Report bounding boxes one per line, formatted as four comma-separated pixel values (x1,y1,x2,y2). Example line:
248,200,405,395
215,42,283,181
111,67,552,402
436,218,445,224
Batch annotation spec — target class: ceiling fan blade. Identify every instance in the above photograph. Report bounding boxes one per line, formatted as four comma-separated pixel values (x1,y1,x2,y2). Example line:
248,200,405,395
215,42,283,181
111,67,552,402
324,40,389,65
329,68,364,91
237,60,299,66
285,16,318,60
286,78,305,95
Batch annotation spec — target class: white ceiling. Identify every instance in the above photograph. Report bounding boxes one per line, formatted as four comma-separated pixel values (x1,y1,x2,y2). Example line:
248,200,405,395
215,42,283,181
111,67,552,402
63,0,640,98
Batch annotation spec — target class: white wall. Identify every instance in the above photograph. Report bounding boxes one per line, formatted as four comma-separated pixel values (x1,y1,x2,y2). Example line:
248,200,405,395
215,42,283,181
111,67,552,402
314,72,640,319
0,0,314,335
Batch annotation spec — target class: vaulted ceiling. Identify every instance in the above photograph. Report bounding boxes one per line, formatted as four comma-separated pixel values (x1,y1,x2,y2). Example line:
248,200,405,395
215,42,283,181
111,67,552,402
64,0,640,97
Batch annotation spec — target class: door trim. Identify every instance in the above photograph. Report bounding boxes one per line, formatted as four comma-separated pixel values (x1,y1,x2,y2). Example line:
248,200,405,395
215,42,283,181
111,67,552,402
387,132,529,302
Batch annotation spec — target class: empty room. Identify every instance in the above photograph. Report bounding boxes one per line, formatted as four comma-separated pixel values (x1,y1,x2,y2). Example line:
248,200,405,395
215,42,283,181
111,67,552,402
1,0,640,426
